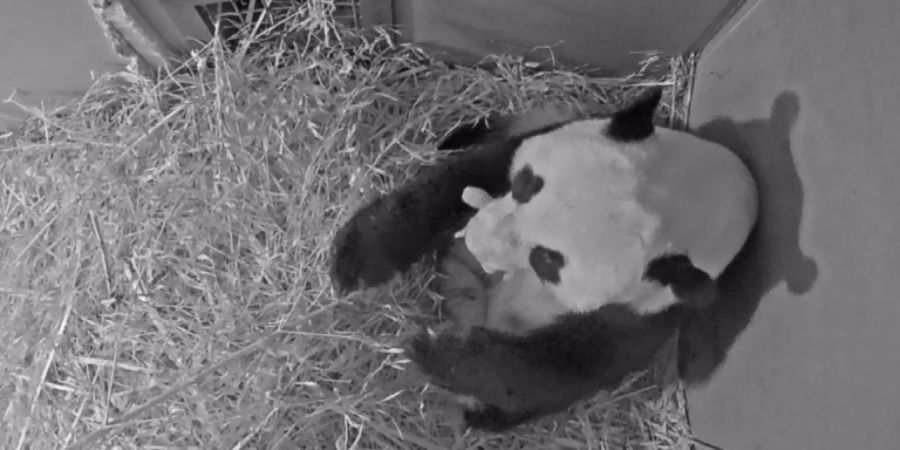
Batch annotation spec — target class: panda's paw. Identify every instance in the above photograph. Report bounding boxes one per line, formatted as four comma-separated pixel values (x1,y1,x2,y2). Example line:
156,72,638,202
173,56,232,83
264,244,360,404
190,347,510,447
329,210,404,294
462,404,525,432
643,253,710,288
330,227,377,294
644,253,717,308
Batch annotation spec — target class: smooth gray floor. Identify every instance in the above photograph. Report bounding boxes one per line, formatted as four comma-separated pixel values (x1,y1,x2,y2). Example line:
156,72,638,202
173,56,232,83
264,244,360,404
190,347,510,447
0,1,127,131
685,0,900,449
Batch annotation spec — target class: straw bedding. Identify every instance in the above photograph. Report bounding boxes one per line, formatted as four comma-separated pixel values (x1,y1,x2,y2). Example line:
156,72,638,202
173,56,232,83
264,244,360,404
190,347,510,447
1,3,698,449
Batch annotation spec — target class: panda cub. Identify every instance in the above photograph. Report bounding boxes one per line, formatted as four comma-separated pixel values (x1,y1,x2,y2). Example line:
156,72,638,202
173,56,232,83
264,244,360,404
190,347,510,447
437,187,569,336
330,88,758,431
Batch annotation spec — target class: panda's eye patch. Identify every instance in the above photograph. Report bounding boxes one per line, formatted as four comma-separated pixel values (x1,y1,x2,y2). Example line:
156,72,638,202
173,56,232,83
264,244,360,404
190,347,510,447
511,165,544,204
529,245,565,284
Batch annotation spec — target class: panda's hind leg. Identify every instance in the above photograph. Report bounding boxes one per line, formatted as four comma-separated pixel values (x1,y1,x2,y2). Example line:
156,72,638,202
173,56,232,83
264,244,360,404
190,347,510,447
643,253,718,309
405,327,581,431
405,304,684,431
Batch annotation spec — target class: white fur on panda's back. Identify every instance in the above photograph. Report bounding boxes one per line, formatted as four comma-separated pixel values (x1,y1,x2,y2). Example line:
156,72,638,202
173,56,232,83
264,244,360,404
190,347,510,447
635,128,758,279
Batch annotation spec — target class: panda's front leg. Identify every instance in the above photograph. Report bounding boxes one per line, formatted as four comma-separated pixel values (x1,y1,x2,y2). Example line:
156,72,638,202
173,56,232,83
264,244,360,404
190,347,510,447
329,148,514,294
405,304,684,431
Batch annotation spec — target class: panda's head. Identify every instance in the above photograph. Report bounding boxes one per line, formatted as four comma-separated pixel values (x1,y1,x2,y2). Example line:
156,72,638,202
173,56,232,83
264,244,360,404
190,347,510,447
458,88,758,314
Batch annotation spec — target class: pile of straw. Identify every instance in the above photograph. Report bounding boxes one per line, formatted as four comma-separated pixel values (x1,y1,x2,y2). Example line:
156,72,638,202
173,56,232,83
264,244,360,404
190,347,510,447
1,4,697,449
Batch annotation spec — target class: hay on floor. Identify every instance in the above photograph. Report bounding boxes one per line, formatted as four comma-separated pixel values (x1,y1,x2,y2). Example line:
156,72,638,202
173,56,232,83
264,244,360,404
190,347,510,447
1,4,696,449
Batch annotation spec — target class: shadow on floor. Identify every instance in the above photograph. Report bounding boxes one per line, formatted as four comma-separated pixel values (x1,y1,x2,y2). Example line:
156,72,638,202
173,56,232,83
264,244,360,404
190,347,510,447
677,90,820,384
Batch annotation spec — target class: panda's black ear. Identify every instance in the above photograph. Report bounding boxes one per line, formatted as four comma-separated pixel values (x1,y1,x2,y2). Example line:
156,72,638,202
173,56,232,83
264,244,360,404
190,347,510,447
606,87,663,142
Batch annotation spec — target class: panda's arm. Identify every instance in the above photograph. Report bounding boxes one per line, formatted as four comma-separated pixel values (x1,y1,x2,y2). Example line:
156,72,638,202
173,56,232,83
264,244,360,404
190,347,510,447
406,304,684,431
329,105,582,294
329,145,516,293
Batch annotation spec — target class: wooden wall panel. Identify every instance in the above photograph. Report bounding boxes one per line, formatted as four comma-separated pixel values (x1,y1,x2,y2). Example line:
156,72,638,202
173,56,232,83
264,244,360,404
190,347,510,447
392,0,742,75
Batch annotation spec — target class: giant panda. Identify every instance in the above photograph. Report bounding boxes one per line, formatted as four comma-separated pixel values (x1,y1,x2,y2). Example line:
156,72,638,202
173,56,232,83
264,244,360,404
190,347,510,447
329,87,759,431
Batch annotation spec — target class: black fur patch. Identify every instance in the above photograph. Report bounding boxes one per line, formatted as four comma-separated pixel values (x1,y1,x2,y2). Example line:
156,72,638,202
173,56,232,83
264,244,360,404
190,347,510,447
643,253,718,308
605,87,663,142
529,245,566,284
438,117,494,150
462,405,539,432
511,165,544,203
643,253,706,285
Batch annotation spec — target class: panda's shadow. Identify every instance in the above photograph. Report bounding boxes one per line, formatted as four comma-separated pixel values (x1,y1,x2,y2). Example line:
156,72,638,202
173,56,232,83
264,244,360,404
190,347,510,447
677,90,819,384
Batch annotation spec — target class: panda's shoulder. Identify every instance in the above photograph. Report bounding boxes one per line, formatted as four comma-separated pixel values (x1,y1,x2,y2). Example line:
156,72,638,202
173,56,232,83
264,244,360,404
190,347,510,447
438,105,583,151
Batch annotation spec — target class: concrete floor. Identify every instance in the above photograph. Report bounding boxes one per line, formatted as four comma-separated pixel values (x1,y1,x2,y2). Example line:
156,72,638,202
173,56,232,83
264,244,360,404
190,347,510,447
684,0,900,449
0,1,127,131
